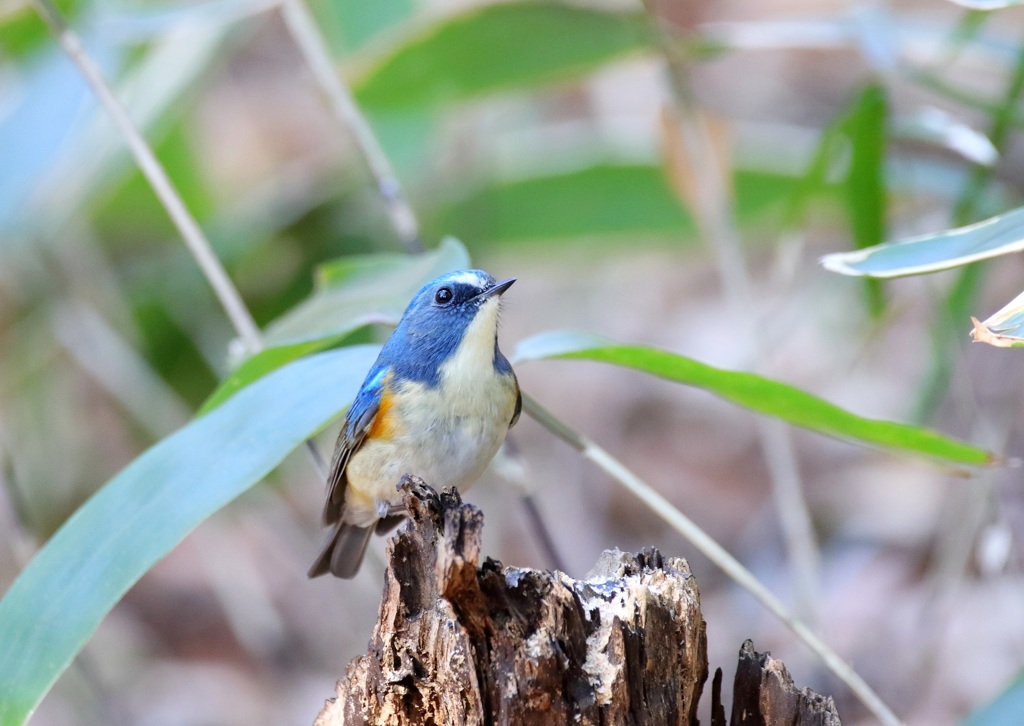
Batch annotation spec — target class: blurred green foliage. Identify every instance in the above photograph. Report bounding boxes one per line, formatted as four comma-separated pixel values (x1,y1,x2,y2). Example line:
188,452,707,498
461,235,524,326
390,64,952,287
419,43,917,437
349,2,654,109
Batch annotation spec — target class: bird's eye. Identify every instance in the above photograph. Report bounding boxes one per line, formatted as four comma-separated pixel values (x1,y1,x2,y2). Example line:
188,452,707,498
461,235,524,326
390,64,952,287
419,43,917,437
434,286,454,305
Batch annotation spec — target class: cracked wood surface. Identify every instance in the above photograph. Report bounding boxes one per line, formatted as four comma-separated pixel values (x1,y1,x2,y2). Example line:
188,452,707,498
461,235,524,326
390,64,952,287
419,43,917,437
314,476,840,726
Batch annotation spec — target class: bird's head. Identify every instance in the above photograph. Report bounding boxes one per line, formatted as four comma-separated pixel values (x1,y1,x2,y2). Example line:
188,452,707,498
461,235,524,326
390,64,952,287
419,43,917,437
385,270,515,382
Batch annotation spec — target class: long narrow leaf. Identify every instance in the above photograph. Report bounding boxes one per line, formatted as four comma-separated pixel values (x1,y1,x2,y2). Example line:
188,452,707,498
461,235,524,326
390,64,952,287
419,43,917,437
514,331,993,465
430,164,794,244
0,345,378,726
820,205,1024,278
838,84,888,316
349,1,655,110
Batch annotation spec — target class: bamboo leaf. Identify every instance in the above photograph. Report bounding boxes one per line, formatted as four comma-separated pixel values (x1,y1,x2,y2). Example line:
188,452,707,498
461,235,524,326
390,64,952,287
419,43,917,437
514,330,993,465
350,1,655,110
199,337,340,414
429,164,794,245
838,84,888,316
0,345,379,726
309,0,412,55
820,205,1024,278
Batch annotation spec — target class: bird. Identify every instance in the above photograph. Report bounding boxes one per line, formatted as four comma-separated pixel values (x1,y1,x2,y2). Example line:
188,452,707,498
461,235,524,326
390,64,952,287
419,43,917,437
308,269,521,579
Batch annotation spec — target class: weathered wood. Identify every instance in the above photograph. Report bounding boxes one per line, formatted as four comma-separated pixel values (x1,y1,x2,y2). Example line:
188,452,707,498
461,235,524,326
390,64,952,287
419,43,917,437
730,639,842,726
711,668,727,726
315,476,841,726
315,476,708,725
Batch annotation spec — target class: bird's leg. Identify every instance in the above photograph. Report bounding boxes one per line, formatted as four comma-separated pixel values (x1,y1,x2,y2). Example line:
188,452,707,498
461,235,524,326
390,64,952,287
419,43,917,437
374,494,411,535
376,500,407,518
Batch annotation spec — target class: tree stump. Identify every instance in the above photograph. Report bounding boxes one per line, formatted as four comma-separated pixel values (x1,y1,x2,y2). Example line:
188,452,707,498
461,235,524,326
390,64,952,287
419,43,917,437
314,476,841,726
728,640,841,726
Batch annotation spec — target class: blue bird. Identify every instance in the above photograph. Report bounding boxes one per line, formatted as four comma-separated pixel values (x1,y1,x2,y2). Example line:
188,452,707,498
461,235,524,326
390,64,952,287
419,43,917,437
309,270,521,578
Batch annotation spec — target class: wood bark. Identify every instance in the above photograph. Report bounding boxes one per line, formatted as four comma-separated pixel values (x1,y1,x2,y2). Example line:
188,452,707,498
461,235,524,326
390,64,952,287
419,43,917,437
314,476,840,726
728,640,841,726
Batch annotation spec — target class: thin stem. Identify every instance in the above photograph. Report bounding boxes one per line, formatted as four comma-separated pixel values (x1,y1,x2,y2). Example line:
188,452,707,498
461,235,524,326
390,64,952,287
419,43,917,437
278,0,423,254
32,0,264,355
652,16,820,623
520,492,567,573
522,393,903,726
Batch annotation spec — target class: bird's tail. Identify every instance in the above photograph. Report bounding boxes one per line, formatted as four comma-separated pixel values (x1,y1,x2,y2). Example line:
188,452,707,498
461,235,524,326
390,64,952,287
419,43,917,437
308,522,374,579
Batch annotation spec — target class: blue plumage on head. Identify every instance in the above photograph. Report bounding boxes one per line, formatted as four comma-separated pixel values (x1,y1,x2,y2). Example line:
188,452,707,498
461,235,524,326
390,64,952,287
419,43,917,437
377,270,511,387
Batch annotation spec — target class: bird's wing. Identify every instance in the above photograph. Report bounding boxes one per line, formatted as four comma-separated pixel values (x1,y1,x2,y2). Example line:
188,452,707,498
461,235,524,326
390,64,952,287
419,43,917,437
321,367,389,526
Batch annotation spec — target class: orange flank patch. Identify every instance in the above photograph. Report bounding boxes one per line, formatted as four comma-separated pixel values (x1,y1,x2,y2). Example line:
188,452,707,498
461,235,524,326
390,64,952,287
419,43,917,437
367,388,398,441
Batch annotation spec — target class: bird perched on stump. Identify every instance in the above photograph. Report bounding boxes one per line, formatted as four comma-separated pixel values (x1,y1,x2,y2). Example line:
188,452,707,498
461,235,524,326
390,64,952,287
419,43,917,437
309,270,521,579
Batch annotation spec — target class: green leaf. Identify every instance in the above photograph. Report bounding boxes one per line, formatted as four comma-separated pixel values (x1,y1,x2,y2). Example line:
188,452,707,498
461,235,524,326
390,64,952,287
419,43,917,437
0,345,379,726
263,236,470,346
198,338,338,414
915,46,1024,417
786,85,889,315
514,331,993,466
429,164,794,245
839,85,888,252
96,122,215,240
199,238,470,414
350,1,655,110
962,670,1024,726
308,0,413,55
820,205,1024,278
838,84,888,316
0,0,77,59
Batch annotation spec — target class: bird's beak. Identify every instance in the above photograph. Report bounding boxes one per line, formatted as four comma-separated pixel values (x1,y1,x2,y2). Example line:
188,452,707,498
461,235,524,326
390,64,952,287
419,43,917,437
474,277,515,301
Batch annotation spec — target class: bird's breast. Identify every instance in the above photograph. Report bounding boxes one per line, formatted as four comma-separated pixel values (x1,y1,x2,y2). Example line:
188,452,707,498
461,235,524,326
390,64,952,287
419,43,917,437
378,367,517,489
395,367,517,442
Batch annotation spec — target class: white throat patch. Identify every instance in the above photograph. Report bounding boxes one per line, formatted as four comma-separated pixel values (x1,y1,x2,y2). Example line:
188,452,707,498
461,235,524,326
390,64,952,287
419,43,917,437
440,297,501,386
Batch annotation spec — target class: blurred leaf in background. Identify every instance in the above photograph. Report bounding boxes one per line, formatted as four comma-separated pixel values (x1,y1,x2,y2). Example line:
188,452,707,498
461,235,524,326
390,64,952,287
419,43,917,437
836,83,888,318
349,1,655,109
